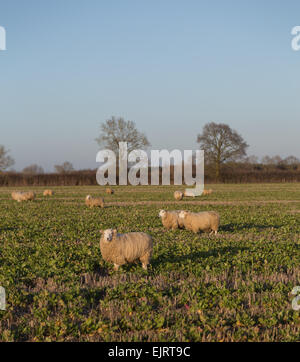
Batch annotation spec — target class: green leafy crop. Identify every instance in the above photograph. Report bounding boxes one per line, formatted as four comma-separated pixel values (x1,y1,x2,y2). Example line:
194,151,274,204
0,184,299,341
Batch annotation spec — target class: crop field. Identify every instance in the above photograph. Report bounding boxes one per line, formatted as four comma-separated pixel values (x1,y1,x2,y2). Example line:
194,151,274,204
0,183,299,342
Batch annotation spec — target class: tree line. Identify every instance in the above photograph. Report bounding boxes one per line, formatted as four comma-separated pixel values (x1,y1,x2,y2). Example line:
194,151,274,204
1,117,300,184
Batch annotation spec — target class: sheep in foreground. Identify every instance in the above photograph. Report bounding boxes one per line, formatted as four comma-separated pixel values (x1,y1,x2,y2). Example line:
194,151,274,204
43,189,54,196
106,188,114,194
174,191,183,201
159,209,185,230
85,195,104,208
179,210,220,235
11,191,36,202
100,229,153,270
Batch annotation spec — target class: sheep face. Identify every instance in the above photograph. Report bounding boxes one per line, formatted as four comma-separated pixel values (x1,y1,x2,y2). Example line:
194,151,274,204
101,229,117,242
179,210,188,219
159,210,166,218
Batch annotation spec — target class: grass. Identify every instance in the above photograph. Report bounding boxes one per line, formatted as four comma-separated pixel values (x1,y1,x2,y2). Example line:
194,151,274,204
0,183,299,341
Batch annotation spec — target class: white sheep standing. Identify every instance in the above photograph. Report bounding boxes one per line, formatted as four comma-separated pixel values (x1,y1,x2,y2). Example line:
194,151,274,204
43,189,54,196
11,191,36,202
85,195,104,208
100,229,153,271
159,209,185,230
179,210,220,235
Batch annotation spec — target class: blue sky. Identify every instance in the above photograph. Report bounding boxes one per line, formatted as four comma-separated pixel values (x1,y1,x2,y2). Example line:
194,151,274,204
0,0,300,171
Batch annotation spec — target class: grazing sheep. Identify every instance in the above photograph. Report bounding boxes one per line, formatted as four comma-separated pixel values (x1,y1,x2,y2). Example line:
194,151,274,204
11,191,36,202
159,209,185,230
106,188,114,194
184,189,212,197
174,191,183,201
11,191,21,201
183,190,196,198
85,195,104,208
179,210,220,235
100,229,153,270
43,189,54,196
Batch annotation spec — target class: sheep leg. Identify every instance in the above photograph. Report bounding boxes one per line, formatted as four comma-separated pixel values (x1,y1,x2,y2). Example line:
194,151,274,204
113,264,120,271
140,253,151,270
140,257,148,270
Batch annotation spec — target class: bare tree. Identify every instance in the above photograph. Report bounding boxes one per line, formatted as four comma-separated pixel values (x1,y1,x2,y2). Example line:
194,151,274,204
197,122,248,180
272,155,282,165
261,155,272,165
0,145,14,172
282,155,300,166
23,164,44,174
96,116,150,155
54,161,74,174
262,155,282,165
243,155,259,164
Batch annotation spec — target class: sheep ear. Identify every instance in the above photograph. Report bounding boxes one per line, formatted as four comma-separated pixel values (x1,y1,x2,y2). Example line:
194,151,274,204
100,229,104,234
112,229,117,235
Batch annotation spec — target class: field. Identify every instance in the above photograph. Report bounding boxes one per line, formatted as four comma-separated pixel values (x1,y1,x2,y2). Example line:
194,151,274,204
0,183,299,342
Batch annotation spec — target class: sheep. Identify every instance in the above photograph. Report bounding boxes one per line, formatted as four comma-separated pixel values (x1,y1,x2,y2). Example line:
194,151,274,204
23,191,36,201
11,191,36,202
100,229,153,270
183,189,213,197
174,191,183,201
43,189,54,196
159,209,185,230
105,188,114,194
85,195,104,208
179,210,220,235
176,210,186,229
11,191,21,201
183,190,196,198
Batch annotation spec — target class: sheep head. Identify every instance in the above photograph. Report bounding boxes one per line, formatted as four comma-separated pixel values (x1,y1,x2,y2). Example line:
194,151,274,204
179,210,188,219
159,210,166,218
101,229,117,242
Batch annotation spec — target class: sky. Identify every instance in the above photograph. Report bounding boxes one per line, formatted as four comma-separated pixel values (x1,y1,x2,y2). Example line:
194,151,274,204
0,0,300,171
